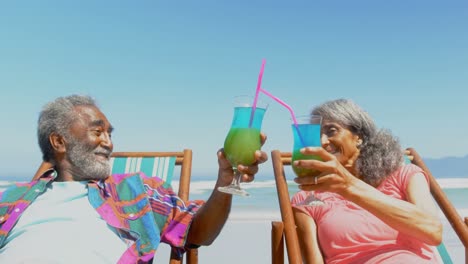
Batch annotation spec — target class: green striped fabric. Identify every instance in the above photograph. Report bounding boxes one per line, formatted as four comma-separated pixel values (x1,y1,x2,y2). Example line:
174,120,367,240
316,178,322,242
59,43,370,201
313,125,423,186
110,156,176,185
436,242,453,264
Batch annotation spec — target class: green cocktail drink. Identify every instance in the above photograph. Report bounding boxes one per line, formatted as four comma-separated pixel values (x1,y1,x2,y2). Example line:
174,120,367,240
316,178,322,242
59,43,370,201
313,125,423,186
291,117,322,178
217,97,267,197
292,150,321,177
290,115,325,206
224,127,261,166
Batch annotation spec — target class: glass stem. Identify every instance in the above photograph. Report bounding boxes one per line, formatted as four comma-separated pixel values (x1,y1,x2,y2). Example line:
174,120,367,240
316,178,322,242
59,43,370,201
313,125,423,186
231,167,241,187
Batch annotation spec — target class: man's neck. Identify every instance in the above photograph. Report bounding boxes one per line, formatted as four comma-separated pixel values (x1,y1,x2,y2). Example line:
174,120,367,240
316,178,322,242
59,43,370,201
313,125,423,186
54,167,80,182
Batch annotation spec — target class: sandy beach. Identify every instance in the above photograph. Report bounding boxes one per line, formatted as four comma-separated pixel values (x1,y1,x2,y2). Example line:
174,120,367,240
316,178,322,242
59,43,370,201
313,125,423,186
197,219,275,263
155,214,280,263
155,208,467,264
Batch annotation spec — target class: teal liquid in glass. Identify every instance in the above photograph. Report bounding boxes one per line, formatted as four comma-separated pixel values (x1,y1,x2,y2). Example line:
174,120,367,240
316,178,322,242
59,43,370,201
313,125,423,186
218,105,266,197
223,107,265,166
291,123,321,177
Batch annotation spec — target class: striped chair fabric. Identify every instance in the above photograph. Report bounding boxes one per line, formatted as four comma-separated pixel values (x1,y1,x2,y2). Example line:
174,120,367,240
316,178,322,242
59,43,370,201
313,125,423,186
109,150,197,264
110,155,176,185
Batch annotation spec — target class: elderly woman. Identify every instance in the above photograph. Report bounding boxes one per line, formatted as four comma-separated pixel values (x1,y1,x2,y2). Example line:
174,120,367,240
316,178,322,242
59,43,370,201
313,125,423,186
291,99,442,264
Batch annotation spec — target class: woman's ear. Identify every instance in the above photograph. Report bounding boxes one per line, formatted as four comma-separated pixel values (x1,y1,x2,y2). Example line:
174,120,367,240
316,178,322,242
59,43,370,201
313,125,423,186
356,138,363,147
49,132,66,154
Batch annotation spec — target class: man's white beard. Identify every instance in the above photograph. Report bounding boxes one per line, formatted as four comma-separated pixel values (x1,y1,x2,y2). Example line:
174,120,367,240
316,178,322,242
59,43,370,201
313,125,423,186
66,139,111,181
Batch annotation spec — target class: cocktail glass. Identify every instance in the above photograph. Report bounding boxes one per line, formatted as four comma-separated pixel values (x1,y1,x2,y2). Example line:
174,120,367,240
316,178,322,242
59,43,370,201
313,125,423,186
291,114,324,205
218,95,267,196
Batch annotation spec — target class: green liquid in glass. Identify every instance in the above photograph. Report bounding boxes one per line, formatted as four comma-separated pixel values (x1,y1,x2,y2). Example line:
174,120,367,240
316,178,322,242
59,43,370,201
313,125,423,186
224,127,261,166
292,150,321,177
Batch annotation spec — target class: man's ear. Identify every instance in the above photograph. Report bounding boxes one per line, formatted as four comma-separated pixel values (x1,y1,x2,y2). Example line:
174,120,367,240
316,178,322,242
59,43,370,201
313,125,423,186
50,132,66,154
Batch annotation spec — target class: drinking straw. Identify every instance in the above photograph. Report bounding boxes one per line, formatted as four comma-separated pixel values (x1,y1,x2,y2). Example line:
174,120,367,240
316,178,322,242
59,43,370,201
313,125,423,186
248,59,305,146
249,59,266,127
259,88,306,147
259,88,298,126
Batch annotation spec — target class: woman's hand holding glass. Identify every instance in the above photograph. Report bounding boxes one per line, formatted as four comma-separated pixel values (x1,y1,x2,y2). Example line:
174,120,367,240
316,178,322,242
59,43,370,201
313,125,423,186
293,146,358,196
290,115,325,205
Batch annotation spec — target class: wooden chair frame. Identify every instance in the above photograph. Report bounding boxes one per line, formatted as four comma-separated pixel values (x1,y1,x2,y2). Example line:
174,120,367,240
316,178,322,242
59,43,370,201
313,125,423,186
271,148,468,264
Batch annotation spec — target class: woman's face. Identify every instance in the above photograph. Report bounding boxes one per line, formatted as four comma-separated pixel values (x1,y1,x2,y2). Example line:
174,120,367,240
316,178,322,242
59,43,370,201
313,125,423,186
321,119,361,169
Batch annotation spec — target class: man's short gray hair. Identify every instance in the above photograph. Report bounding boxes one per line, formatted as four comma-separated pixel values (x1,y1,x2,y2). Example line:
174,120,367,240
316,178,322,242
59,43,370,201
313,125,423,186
37,95,98,162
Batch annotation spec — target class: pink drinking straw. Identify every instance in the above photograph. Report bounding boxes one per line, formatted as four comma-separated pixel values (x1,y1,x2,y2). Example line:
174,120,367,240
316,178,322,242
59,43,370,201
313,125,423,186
259,88,306,147
249,59,305,146
259,88,298,125
249,59,266,127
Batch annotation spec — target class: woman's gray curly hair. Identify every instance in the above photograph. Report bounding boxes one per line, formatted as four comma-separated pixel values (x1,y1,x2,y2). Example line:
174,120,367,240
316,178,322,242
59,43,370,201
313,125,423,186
37,95,98,162
312,99,403,186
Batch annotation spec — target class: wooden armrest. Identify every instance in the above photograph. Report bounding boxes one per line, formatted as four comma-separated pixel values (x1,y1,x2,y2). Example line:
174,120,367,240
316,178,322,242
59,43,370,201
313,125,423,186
32,161,54,181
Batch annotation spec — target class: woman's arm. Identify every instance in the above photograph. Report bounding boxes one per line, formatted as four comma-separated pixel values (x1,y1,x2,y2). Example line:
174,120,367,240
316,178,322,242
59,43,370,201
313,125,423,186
294,147,443,245
293,208,324,264
344,173,442,245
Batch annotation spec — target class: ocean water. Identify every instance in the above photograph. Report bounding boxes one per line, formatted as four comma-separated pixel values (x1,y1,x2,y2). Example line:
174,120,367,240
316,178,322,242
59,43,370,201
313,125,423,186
179,177,468,213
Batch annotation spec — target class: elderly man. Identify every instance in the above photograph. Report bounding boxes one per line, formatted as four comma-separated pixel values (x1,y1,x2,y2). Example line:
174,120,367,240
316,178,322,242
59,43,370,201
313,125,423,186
0,95,267,263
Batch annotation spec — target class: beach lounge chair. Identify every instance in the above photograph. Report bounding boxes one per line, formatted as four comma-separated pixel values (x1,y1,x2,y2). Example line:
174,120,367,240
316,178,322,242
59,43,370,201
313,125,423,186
32,149,198,264
270,148,468,264
112,150,198,264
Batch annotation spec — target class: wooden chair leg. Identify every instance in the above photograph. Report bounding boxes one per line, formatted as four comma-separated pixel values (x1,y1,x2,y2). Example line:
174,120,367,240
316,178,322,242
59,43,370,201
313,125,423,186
465,217,468,264
272,151,302,264
272,221,284,264
186,249,198,264
170,249,182,264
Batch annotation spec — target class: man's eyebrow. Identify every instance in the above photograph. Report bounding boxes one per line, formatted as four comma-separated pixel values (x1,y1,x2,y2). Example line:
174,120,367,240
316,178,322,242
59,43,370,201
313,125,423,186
90,120,114,132
90,120,105,127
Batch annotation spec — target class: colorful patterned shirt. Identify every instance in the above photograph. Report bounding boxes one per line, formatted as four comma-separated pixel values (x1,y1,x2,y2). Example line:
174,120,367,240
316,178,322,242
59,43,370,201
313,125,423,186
0,169,204,263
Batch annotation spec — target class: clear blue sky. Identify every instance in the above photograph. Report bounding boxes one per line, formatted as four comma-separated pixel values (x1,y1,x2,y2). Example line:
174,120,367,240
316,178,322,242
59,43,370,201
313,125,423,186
1,1,467,179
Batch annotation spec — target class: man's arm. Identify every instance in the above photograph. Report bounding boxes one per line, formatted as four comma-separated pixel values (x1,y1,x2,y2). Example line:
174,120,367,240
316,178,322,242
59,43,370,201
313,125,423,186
186,145,267,246
185,160,233,246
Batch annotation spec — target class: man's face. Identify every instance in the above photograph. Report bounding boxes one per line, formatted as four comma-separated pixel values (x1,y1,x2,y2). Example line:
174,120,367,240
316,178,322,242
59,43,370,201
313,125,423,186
65,106,114,181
